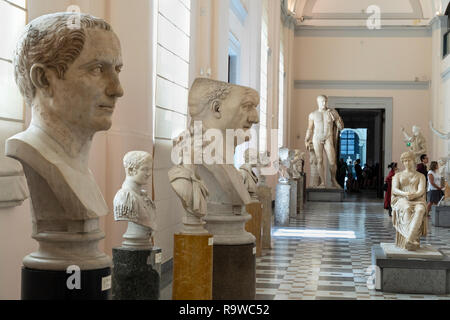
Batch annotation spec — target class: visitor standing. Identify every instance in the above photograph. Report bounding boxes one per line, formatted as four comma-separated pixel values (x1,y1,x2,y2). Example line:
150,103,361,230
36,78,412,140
384,162,398,217
427,161,444,214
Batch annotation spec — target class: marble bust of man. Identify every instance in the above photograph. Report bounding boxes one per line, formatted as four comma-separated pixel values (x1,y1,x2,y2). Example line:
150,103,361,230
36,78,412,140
170,78,259,243
305,95,344,189
277,147,291,183
240,148,259,201
391,151,427,251
5,13,123,270
401,125,427,164
114,151,156,248
290,149,304,179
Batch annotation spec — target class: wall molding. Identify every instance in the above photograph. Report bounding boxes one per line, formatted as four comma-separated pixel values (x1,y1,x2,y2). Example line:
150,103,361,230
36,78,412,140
295,25,432,37
230,0,248,25
301,0,424,20
294,80,430,90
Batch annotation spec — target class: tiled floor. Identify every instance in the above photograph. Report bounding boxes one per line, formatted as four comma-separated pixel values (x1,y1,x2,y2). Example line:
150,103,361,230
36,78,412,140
256,198,450,300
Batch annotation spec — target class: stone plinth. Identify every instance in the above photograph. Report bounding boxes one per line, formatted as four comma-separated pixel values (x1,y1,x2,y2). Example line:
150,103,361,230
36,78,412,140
274,182,291,226
432,205,450,227
306,188,344,202
372,244,450,295
172,233,213,300
380,243,444,260
21,267,111,300
212,243,256,300
112,247,161,300
245,202,263,257
289,180,298,218
257,185,273,250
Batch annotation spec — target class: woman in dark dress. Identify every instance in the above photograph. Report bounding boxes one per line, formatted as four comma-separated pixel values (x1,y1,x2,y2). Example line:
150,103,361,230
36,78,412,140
384,162,398,216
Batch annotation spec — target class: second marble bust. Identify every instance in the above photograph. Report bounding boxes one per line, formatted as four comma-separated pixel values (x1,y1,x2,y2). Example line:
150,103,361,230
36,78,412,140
114,151,156,249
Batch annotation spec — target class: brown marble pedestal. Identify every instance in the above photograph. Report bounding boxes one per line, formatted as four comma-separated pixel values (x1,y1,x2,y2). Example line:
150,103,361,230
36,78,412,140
212,243,256,300
245,202,263,257
257,185,273,250
172,233,213,300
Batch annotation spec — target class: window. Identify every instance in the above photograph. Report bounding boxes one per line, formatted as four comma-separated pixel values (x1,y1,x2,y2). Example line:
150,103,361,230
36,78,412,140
0,0,28,207
259,0,269,152
154,0,191,141
228,32,240,85
278,38,285,148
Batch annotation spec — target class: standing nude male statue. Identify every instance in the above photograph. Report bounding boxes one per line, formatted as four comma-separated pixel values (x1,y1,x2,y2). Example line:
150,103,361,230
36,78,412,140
305,95,344,189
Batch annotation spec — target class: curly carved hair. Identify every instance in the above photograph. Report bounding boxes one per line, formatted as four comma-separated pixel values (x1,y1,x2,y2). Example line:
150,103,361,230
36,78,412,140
188,78,233,118
123,151,152,171
14,12,112,107
400,151,415,162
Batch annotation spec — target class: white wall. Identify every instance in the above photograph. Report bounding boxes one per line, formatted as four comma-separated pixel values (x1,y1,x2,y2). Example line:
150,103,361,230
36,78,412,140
291,33,433,183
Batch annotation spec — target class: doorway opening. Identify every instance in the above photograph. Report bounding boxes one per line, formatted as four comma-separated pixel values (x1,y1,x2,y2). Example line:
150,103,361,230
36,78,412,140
335,108,385,200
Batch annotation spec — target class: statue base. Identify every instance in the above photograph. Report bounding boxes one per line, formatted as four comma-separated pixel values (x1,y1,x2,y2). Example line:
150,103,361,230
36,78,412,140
257,185,273,250
432,205,450,227
372,244,450,294
21,266,111,300
306,188,344,202
111,247,161,300
274,183,292,226
245,202,263,257
289,180,298,217
212,243,256,300
296,176,305,213
172,233,213,300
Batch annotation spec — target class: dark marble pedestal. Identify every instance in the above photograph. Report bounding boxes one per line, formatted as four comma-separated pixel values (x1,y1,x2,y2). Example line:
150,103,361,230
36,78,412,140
306,188,344,202
112,247,161,300
212,243,256,300
372,245,450,295
21,266,111,300
432,205,450,227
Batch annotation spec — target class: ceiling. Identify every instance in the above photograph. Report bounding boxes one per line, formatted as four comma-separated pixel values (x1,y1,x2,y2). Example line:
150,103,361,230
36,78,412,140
292,0,450,26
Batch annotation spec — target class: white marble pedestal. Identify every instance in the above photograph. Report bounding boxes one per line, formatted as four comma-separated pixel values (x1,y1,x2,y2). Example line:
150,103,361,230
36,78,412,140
372,244,450,295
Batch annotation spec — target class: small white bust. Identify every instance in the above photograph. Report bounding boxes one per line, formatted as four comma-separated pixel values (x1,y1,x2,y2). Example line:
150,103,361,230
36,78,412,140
278,148,291,183
114,151,156,249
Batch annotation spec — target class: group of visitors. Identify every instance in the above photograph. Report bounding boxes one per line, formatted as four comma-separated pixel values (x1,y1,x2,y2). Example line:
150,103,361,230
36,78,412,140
336,159,379,192
384,154,444,216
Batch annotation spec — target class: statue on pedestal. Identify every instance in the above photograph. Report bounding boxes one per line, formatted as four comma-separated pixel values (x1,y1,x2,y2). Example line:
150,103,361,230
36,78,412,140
391,151,427,251
114,151,156,249
6,13,123,271
277,147,291,183
305,95,344,189
290,149,304,179
169,78,259,244
240,148,259,201
430,121,450,206
401,125,427,164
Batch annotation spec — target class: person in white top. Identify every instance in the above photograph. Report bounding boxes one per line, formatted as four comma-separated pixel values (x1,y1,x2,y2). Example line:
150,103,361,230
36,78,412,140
427,161,443,214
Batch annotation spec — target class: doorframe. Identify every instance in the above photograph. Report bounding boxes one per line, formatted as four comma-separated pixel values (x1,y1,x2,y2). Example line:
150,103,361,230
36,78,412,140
328,96,393,177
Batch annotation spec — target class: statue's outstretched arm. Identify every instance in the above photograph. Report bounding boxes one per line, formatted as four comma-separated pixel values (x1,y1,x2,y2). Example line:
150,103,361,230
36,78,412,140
401,127,412,142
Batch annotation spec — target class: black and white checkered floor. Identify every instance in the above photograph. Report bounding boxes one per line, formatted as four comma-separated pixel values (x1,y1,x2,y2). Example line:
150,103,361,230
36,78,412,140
256,200,450,300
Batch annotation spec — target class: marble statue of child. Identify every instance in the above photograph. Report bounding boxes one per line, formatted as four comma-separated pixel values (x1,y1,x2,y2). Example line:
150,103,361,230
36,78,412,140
114,151,156,249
